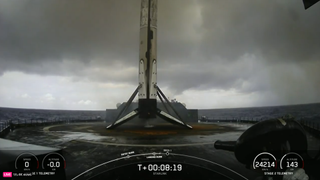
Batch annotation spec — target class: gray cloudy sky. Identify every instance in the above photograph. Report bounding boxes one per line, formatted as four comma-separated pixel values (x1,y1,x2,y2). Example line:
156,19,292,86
0,0,319,110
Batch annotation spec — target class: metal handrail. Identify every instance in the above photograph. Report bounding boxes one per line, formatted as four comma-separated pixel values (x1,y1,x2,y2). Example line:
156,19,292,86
0,117,104,133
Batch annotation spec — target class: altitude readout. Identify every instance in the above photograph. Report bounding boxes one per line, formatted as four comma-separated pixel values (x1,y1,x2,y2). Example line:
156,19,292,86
253,152,277,172
15,152,39,171
280,152,304,170
138,164,182,171
42,153,66,171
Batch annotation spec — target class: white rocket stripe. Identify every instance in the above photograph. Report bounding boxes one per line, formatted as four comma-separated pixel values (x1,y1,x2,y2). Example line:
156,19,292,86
159,110,184,125
114,110,138,125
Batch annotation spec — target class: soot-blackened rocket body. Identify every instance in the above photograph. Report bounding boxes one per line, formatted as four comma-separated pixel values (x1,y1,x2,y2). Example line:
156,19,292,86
138,0,158,118
106,0,192,129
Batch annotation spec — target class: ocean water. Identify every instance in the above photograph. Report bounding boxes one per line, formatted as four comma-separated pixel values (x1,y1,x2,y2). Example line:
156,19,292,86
0,103,319,123
0,107,106,123
199,103,320,122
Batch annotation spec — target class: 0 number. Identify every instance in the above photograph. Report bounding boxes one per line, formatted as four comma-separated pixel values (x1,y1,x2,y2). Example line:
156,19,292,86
25,161,29,168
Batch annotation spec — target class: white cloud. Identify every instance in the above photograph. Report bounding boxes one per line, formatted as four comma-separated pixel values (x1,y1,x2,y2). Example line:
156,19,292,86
78,100,96,105
0,71,138,110
44,93,55,101
0,69,319,110
21,93,30,98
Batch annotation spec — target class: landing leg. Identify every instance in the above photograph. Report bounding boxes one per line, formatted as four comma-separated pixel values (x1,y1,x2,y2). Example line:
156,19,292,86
157,109,192,129
106,85,192,129
106,109,139,129
156,85,192,129
106,85,140,129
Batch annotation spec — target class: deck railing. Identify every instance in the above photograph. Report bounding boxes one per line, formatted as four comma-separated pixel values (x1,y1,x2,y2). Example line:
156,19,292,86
198,117,262,123
0,118,104,136
198,116,320,137
299,119,320,138
0,120,10,133
299,119,320,131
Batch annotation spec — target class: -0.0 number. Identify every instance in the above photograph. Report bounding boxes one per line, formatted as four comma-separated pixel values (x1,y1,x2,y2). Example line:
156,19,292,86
48,161,60,168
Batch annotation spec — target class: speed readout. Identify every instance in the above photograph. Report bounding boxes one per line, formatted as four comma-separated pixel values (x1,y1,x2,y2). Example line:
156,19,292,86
253,152,277,172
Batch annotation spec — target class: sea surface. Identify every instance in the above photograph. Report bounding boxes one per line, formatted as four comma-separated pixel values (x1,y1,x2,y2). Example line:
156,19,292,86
198,103,320,122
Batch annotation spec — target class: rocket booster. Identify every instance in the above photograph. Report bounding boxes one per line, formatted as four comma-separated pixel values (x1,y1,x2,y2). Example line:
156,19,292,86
107,0,192,129
106,0,192,128
138,0,158,118
139,0,157,100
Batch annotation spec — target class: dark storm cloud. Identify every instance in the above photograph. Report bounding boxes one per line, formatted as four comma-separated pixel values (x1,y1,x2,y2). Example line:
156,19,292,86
0,0,141,74
199,0,320,62
0,0,319,100
160,0,320,98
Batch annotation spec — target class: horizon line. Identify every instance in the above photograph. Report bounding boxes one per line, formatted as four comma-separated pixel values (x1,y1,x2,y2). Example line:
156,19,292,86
0,102,319,111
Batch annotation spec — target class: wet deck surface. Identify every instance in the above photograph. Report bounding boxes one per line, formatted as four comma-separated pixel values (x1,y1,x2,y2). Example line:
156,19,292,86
3,122,320,180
